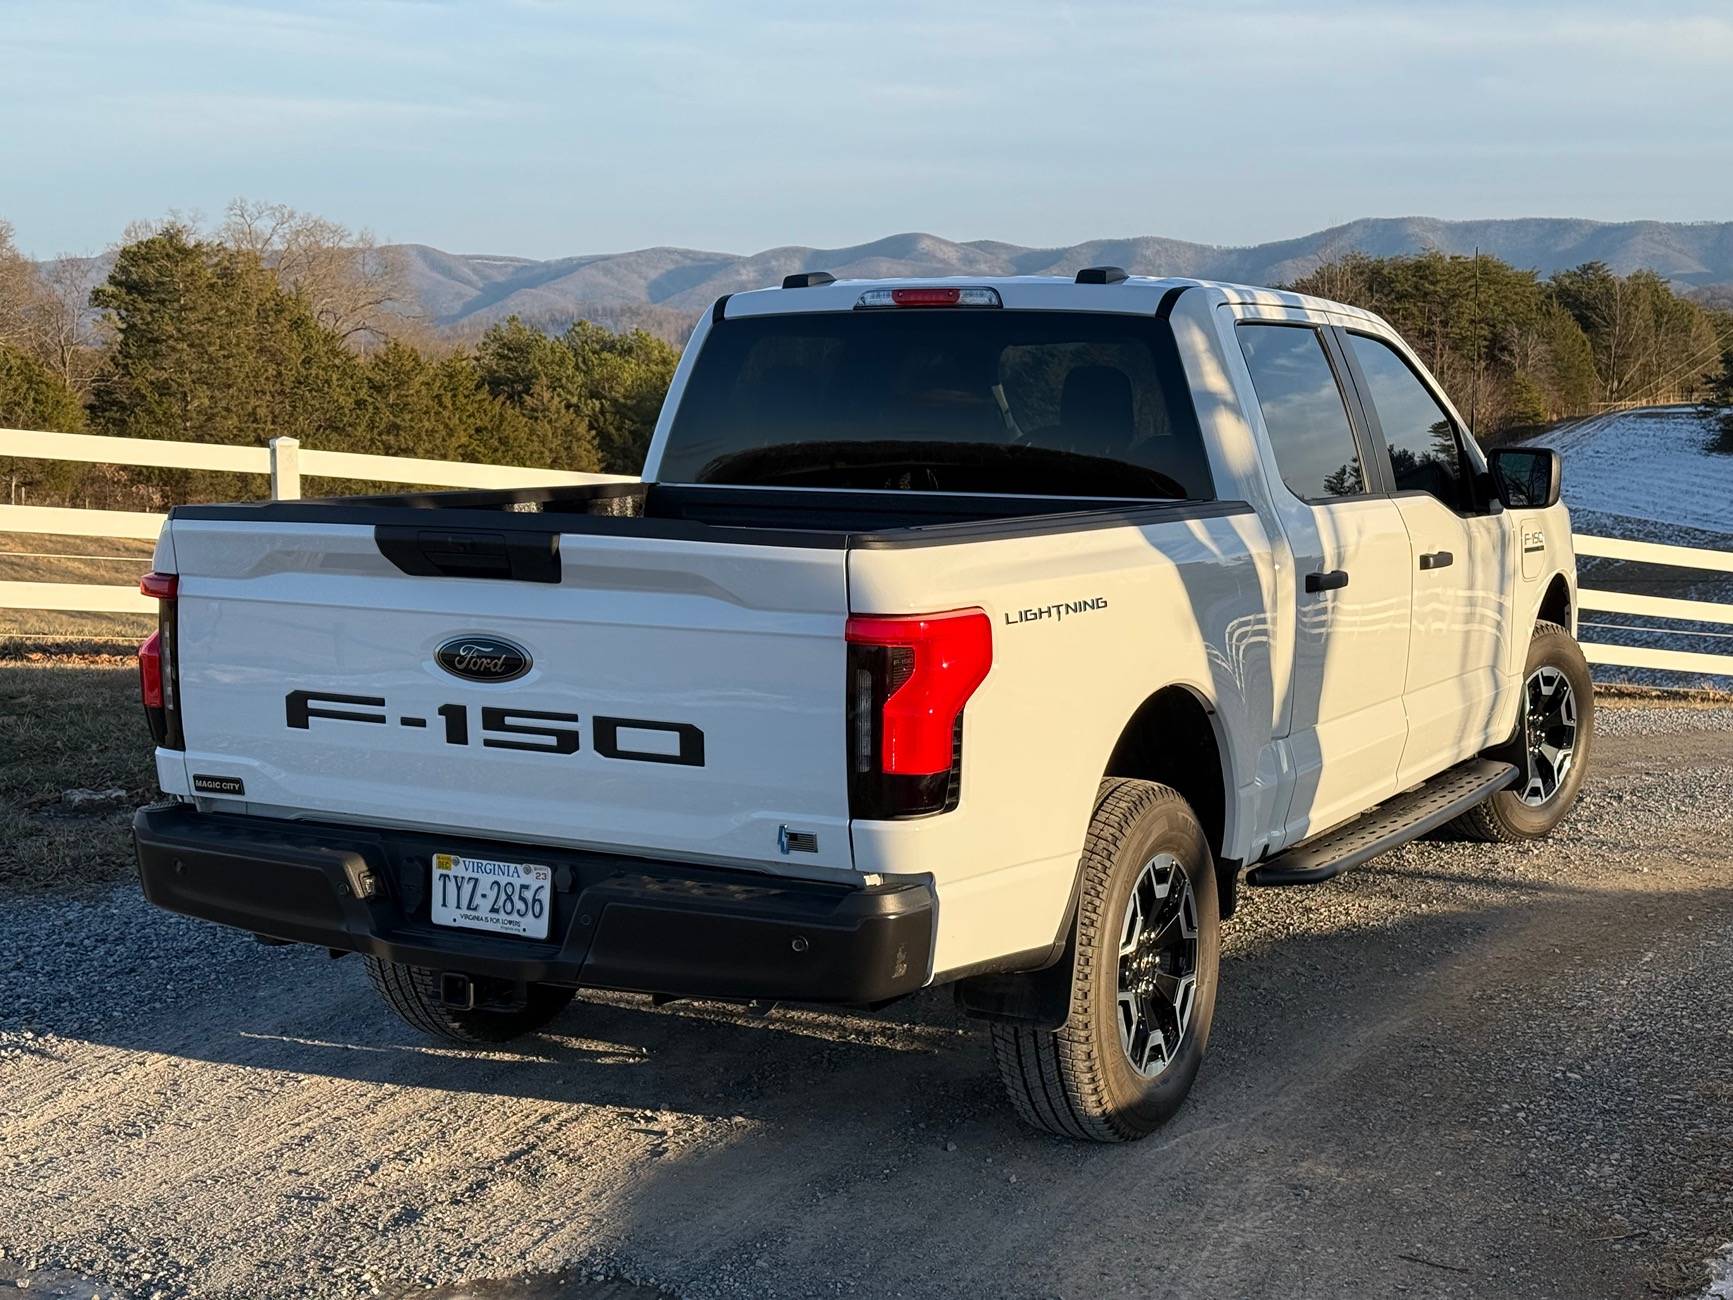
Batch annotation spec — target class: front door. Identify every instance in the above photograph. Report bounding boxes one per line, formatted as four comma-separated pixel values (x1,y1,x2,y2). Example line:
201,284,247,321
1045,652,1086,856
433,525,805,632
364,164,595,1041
1233,320,1413,845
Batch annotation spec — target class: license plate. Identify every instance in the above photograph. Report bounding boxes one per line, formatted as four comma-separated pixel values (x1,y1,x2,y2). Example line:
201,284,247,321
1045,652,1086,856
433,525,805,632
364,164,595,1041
430,853,553,940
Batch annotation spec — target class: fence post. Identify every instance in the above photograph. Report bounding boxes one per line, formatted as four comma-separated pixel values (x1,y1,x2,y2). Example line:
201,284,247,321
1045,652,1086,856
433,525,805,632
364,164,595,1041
269,437,301,500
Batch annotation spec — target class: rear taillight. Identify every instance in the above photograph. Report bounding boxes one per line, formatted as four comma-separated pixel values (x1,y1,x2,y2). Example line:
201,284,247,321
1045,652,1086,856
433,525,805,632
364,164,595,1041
139,630,164,708
139,572,182,749
845,609,991,819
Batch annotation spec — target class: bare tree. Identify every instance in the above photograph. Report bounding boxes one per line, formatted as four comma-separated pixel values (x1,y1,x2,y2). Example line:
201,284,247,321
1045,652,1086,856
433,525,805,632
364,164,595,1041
32,255,108,395
0,219,46,352
221,198,411,345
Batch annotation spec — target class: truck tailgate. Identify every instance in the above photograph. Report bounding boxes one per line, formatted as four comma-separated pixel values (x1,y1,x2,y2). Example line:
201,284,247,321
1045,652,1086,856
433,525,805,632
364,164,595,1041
158,518,852,870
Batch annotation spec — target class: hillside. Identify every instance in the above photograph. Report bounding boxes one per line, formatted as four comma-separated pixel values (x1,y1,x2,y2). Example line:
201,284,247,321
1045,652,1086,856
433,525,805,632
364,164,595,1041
38,216,1733,341
394,217,1733,329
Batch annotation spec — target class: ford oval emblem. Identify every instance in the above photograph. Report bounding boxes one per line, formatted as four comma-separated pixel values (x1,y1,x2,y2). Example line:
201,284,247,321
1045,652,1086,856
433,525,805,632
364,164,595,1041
435,636,531,683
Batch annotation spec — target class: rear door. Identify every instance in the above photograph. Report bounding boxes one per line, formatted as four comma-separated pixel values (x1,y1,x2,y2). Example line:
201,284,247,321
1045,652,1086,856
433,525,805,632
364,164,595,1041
1233,320,1413,844
160,515,853,870
1337,330,1516,784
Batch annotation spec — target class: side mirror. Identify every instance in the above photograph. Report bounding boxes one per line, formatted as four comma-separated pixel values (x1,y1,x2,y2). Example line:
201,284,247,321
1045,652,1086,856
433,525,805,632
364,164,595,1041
1489,447,1561,509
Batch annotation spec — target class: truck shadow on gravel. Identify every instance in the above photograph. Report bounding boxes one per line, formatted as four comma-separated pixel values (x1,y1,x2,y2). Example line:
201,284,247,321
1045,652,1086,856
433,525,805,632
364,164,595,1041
14,859,1733,1298
14,866,1673,1122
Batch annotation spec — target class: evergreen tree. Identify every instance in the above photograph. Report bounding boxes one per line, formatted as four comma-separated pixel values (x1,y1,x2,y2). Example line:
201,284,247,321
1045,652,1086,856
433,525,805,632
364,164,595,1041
1290,251,1719,435
89,225,363,501
0,345,87,501
476,316,664,473
1702,341,1733,454
560,320,679,473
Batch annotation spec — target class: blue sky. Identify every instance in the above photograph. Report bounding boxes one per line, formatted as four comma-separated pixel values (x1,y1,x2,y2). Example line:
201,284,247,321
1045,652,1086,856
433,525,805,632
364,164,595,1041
4,0,1731,259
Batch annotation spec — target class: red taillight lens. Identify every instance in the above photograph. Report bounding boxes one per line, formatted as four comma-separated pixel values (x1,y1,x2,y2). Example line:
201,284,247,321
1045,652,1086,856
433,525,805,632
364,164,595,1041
846,609,991,818
140,571,178,600
139,629,164,709
139,571,182,749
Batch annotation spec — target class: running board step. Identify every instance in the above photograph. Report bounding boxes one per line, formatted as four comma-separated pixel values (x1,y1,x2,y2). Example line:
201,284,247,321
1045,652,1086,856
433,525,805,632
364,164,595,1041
1246,758,1519,888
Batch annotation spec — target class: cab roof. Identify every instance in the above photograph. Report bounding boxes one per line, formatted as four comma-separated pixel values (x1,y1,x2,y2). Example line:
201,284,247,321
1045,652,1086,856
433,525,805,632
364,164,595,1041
718,273,1385,326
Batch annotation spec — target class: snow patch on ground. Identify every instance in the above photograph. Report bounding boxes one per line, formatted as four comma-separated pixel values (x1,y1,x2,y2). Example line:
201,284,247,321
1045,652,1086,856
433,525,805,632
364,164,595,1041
1545,407,1733,538
1701,1244,1733,1298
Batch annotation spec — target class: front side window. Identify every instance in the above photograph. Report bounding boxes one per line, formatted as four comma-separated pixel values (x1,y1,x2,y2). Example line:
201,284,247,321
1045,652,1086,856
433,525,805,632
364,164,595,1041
657,310,1213,500
1347,334,1477,513
1235,324,1366,501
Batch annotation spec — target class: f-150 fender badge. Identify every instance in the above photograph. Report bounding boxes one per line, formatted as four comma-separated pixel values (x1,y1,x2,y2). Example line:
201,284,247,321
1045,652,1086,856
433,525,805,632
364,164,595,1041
1522,525,1546,555
435,635,532,683
192,774,246,796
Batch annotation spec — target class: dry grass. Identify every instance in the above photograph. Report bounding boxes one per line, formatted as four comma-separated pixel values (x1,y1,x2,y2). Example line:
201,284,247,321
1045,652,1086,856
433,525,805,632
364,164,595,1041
1595,683,1733,707
0,532,157,642
0,651,158,895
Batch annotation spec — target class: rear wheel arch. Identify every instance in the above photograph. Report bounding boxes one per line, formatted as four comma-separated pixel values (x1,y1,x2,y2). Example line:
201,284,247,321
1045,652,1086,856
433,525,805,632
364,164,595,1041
1102,684,1233,873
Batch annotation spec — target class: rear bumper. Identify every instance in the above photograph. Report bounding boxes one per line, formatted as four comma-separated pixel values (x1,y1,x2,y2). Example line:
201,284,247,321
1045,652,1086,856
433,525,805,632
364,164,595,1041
133,804,934,1006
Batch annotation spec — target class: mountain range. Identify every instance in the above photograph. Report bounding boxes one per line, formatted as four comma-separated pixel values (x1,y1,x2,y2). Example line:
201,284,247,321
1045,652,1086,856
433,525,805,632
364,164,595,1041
400,217,1733,338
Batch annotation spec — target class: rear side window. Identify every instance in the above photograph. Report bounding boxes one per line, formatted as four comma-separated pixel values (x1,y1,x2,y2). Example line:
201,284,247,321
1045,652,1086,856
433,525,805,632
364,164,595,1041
1235,324,1367,501
1347,333,1476,513
657,310,1214,500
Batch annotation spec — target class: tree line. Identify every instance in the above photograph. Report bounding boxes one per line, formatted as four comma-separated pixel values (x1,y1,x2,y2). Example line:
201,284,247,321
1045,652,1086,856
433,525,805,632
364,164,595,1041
0,202,680,508
1287,250,1733,437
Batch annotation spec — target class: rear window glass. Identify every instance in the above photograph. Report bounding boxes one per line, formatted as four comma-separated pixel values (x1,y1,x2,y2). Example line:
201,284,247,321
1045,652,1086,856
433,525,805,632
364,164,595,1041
657,310,1213,500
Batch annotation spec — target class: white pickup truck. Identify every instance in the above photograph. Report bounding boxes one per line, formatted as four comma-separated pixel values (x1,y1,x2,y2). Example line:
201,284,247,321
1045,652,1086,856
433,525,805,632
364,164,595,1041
133,270,1590,1142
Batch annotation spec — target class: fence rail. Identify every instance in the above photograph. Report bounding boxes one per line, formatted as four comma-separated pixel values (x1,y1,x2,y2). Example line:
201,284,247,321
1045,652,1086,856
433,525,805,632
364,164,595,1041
1574,534,1733,678
3,428,1731,681
1,427,631,617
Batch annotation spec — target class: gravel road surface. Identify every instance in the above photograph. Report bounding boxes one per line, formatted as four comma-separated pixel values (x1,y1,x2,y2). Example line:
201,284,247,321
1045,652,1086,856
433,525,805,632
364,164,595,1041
3,701,1731,1300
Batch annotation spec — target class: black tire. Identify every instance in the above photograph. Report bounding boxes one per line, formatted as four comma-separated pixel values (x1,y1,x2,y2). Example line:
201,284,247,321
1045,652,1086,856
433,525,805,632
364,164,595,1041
365,957,576,1045
1450,620,1594,843
991,779,1221,1142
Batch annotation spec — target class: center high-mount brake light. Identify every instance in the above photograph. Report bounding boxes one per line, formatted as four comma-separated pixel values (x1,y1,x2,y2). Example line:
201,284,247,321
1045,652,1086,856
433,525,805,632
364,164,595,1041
855,287,1002,309
139,571,183,750
845,609,992,819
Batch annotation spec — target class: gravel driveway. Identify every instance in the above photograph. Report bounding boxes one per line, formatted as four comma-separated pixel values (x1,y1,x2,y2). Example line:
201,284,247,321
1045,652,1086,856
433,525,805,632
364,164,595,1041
3,700,1731,1300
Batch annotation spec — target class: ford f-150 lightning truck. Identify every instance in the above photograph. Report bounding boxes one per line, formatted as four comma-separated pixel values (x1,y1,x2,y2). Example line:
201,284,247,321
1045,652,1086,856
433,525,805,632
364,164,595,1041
132,270,1590,1141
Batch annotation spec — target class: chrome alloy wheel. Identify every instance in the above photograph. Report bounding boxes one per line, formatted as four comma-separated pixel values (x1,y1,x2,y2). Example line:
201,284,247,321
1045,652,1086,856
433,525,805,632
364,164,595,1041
1519,665,1579,807
1116,852,1200,1079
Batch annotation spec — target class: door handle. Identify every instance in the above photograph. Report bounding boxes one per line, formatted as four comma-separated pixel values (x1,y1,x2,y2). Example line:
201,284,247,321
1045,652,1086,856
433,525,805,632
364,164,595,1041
1418,550,1454,571
1305,569,1349,593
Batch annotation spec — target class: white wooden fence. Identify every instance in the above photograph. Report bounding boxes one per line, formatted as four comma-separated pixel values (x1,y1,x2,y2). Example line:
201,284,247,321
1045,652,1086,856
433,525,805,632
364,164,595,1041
1,427,629,617
1574,535,1733,678
3,427,1731,683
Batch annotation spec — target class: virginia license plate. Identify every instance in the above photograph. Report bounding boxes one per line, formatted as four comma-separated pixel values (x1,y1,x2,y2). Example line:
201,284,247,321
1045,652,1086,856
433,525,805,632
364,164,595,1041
430,853,553,940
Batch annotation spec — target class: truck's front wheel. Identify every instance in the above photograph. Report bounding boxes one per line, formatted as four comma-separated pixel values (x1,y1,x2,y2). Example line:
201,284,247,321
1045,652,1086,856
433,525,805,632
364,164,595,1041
991,779,1220,1142
1450,620,1594,843
365,958,576,1044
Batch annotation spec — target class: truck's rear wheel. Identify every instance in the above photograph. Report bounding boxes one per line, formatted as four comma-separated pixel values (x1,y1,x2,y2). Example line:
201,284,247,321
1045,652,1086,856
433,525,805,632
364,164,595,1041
991,779,1220,1142
365,957,575,1044
1450,621,1594,843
